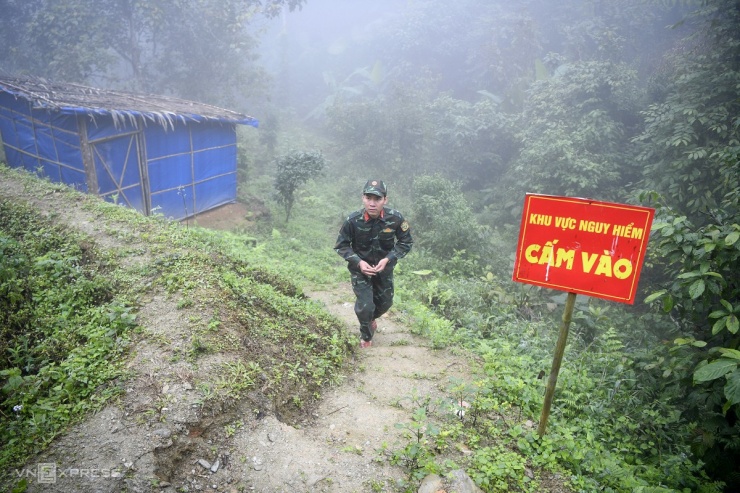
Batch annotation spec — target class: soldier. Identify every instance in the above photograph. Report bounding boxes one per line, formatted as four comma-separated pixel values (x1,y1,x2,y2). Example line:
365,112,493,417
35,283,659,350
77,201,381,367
335,180,413,348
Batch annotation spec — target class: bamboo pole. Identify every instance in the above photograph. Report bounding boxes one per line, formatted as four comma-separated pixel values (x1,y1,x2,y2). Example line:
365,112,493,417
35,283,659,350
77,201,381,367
538,292,577,437
77,116,98,195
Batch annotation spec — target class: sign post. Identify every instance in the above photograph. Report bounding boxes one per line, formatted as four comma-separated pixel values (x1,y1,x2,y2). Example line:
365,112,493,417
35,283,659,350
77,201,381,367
538,291,576,437
512,194,654,436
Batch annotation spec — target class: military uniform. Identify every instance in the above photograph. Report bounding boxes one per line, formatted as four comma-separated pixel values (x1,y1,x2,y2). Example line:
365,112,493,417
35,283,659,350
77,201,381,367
335,181,413,344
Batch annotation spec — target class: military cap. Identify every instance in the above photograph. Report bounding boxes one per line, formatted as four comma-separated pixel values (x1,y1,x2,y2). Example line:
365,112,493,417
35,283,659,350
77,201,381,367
363,179,387,197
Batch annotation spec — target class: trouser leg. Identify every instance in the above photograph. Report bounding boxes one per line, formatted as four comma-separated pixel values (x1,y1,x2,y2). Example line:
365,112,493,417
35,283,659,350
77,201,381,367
372,269,394,319
351,272,375,341
350,268,395,342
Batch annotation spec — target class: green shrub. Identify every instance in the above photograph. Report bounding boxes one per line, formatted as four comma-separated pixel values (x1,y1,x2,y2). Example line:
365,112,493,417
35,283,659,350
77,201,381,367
273,149,326,222
0,201,135,473
411,174,485,274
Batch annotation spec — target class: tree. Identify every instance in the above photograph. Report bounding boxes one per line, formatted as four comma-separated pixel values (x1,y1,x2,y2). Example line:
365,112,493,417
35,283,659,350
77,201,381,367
635,0,740,484
492,59,642,223
423,95,519,190
0,0,115,82
375,0,541,103
325,80,433,178
273,150,326,222
0,0,306,107
411,174,484,270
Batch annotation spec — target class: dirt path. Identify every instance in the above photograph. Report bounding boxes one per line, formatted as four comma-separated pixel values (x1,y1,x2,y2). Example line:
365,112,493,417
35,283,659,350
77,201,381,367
224,288,473,492
22,286,471,493
2,170,477,493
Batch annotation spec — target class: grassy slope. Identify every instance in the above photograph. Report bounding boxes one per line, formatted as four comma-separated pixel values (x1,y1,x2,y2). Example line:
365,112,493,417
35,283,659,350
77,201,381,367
0,165,355,480
0,164,723,492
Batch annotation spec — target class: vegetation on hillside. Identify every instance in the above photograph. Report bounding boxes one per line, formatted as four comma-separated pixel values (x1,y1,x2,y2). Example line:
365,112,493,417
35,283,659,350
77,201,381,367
0,167,354,487
1,0,739,491
0,198,135,471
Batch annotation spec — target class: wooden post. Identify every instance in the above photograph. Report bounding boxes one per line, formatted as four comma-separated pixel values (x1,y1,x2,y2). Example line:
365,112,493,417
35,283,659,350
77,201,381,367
538,292,577,437
77,116,98,195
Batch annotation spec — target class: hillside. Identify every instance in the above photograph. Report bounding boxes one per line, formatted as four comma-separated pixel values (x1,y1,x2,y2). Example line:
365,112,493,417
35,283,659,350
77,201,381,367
0,167,571,493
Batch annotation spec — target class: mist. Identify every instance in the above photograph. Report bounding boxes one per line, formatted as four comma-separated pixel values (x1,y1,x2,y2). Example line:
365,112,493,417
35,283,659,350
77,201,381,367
254,0,688,115
238,0,699,213
0,0,698,205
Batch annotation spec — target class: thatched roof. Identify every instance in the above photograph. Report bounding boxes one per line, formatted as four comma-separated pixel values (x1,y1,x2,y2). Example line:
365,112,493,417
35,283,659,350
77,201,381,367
0,75,258,129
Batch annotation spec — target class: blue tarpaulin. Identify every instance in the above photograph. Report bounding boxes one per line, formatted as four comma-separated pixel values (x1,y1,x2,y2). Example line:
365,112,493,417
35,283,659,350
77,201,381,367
0,76,258,220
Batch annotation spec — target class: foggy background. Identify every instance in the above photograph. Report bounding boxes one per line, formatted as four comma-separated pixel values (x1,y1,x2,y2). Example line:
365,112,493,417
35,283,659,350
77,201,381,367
0,0,699,212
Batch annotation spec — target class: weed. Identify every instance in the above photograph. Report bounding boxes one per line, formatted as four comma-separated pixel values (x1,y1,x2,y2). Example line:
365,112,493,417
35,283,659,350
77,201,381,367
390,392,441,482
214,361,259,400
224,420,244,437
341,444,363,455
207,316,221,332
177,297,194,309
366,479,385,492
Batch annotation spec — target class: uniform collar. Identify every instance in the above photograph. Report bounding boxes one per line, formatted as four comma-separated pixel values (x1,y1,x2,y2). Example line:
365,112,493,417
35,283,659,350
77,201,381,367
363,208,385,221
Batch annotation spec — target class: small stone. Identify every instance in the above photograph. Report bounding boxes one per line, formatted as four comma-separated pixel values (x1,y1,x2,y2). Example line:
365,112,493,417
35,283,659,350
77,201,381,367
197,459,211,470
456,443,473,456
153,428,172,438
418,474,444,493
155,439,173,450
210,460,220,473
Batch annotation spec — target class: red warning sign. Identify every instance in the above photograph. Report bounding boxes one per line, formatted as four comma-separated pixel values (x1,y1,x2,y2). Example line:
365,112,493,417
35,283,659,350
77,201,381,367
513,194,655,304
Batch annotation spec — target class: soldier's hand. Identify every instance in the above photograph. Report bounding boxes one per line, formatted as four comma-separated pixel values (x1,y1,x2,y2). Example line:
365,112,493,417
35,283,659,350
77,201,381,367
374,258,389,273
359,260,376,276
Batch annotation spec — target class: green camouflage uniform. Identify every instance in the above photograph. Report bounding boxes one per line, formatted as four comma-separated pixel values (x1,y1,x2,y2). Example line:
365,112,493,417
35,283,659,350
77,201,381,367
335,206,413,342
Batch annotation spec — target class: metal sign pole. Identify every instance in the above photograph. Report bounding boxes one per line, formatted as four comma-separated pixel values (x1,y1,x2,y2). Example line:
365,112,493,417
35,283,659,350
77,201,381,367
538,291,577,437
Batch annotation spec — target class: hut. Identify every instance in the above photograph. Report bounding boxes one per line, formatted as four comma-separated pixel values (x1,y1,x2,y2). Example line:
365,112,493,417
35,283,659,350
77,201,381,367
0,75,258,220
